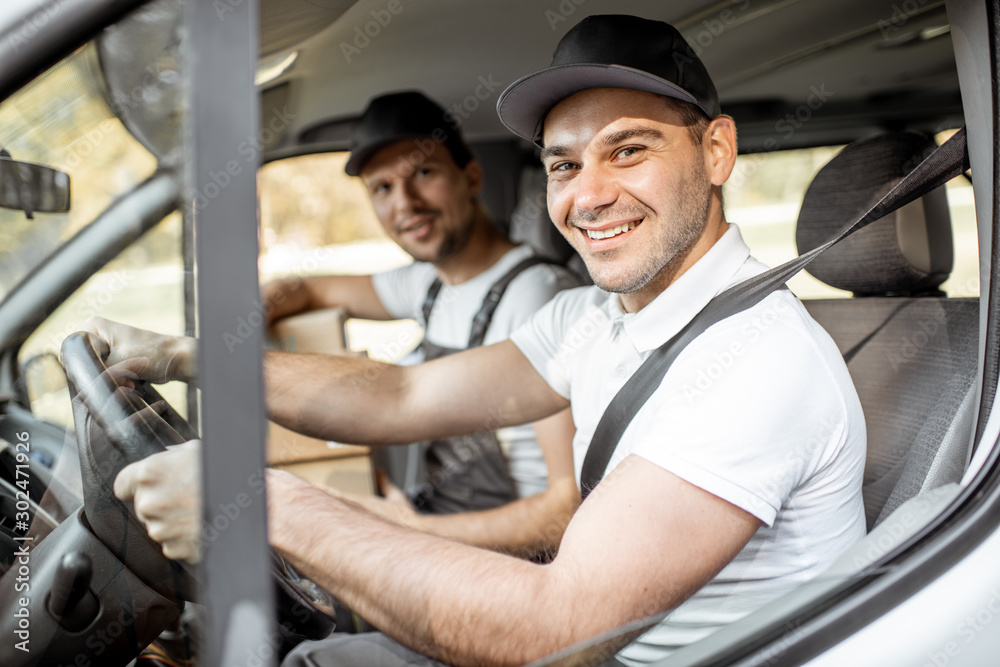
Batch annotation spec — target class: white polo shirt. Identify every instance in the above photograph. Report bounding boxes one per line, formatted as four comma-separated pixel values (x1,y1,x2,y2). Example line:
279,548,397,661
510,225,866,663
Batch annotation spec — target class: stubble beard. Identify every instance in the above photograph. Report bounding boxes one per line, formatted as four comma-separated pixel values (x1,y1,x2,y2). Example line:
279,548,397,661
399,207,475,265
574,174,712,295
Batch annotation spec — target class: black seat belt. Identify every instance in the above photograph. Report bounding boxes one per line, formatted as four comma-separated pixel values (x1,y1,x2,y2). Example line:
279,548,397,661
579,127,971,499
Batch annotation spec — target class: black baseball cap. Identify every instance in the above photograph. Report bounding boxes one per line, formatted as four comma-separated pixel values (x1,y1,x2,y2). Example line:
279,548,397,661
497,15,721,146
344,91,473,176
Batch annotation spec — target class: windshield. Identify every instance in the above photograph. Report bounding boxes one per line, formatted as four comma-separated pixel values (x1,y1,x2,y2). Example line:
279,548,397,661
0,45,156,301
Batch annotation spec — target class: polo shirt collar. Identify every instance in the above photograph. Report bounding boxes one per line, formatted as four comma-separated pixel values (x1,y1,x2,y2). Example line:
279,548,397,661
609,224,752,353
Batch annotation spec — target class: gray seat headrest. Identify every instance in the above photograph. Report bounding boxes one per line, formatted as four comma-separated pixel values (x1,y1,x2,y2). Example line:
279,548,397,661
796,132,953,296
509,166,576,264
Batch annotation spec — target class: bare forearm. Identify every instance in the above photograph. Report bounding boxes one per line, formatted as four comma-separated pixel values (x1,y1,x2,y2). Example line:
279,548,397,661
263,277,312,324
269,474,583,666
265,274,392,323
263,342,566,446
264,350,415,444
413,477,579,555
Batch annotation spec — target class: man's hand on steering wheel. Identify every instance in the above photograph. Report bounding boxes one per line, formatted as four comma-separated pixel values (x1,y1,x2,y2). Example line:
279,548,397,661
114,440,204,563
63,322,340,636
80,316,197,385
76,318,204,562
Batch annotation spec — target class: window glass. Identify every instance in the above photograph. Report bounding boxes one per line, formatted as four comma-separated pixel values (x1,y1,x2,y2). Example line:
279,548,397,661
724,138,978,299
258,152,421,361
0,45,157,301
19,213,185,428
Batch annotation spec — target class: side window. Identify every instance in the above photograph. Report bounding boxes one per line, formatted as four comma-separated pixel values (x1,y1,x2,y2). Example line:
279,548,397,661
18,213,185,428
258,152,422,361
0,46,157,300
0,40,180,429
723,134,978,299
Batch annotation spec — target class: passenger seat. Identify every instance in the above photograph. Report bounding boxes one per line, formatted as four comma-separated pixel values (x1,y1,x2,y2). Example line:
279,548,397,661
796,131,978,531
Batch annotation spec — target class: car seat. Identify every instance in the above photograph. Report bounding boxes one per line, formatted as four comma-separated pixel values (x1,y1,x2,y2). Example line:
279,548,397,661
796,131,978,531
509,164,591,283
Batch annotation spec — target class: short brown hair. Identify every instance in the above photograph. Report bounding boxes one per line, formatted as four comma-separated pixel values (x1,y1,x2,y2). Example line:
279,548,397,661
663,96,711,145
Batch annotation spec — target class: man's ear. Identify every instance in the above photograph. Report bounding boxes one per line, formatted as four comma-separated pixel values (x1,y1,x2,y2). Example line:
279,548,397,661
463,159,484,196
704,115,738,187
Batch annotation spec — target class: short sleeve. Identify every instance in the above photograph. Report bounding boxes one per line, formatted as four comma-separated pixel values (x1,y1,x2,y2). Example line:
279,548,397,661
511,287,607,399
370,262,438,322
628,306,850,526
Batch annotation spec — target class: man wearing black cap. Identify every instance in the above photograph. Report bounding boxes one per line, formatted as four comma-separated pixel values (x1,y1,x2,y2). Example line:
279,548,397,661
89,14,865,667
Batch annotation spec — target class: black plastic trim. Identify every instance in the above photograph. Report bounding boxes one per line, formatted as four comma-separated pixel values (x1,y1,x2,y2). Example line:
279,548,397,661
974,0,1000,446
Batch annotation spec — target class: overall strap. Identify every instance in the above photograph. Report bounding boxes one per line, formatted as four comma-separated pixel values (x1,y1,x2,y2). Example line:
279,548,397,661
420,277,444,329
467,256,555,348
578,128,970,499
420,256,561,349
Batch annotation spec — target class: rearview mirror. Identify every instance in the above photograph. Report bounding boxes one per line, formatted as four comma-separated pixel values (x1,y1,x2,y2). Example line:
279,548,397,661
0,153,71,218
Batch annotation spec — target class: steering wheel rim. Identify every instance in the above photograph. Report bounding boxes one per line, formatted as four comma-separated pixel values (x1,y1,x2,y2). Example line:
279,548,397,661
60,331,337,638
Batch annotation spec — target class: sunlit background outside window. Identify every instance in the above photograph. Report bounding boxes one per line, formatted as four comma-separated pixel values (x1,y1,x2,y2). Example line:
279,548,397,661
2,47,185,427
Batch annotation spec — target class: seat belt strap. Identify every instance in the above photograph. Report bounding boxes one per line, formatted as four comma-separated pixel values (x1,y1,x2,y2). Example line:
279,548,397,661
579,128,970,498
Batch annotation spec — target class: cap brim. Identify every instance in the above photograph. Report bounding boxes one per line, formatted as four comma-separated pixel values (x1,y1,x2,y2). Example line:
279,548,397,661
497,63,706,146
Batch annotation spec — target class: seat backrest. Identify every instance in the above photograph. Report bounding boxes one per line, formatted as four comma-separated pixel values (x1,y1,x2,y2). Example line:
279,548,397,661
796,132,978,531
805,298,978,529
509,164,591,283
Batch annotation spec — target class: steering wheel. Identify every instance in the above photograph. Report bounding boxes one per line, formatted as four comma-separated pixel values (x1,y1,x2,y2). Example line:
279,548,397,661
60,332,336,639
